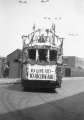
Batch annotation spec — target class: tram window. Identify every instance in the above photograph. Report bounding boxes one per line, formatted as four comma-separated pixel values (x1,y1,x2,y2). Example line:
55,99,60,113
28,49,36,60
49,50,57,61
38,49,47,62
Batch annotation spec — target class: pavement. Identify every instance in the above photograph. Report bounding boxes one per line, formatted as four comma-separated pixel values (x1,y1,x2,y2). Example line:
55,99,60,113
0,78,21,84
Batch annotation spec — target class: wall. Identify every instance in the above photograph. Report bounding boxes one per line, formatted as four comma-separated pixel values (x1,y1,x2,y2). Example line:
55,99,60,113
0,57,7,78
63,56,75,68
0,58,2,78
7,49,22,78
75,57,84,69
71,67,84,77
63,56,84,77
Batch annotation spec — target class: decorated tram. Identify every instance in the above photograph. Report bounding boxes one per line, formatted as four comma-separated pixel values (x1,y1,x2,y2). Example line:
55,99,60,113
21,24,63,90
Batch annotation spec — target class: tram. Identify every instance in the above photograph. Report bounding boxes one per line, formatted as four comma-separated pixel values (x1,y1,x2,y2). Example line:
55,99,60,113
21,24,63,90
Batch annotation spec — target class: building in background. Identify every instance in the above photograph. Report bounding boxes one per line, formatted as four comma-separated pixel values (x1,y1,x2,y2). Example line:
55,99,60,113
0,57,3,78
0,57,7,78
63,56,84,77
7,49,22,78
63,56,84,69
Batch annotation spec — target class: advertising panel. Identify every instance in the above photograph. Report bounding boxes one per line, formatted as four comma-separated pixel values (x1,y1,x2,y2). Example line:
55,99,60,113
27,64,56,81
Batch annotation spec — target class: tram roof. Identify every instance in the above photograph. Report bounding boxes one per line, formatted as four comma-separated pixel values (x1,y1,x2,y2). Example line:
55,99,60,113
23,42,57,49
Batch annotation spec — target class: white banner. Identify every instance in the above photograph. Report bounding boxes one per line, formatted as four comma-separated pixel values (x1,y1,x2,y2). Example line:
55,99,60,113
27,64,56,81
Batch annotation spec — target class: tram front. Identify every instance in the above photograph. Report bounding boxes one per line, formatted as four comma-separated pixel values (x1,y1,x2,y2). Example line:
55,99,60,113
22,43,58,90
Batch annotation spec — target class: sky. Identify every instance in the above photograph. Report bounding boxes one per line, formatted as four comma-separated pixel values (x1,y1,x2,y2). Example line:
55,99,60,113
0,0,84,57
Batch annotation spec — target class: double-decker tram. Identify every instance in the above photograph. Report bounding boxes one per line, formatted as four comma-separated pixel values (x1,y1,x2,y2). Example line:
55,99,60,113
21,25,63,90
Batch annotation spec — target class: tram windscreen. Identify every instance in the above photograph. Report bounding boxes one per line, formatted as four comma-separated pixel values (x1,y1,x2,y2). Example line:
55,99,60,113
49,50,57,61
28,49,36,60
38,49,47,62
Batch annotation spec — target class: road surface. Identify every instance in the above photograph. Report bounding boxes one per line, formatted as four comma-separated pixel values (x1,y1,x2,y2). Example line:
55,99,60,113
0,77,84,120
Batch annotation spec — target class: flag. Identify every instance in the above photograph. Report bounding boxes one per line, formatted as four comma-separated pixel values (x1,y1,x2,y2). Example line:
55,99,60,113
33,24,35,31
52,23,55,32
